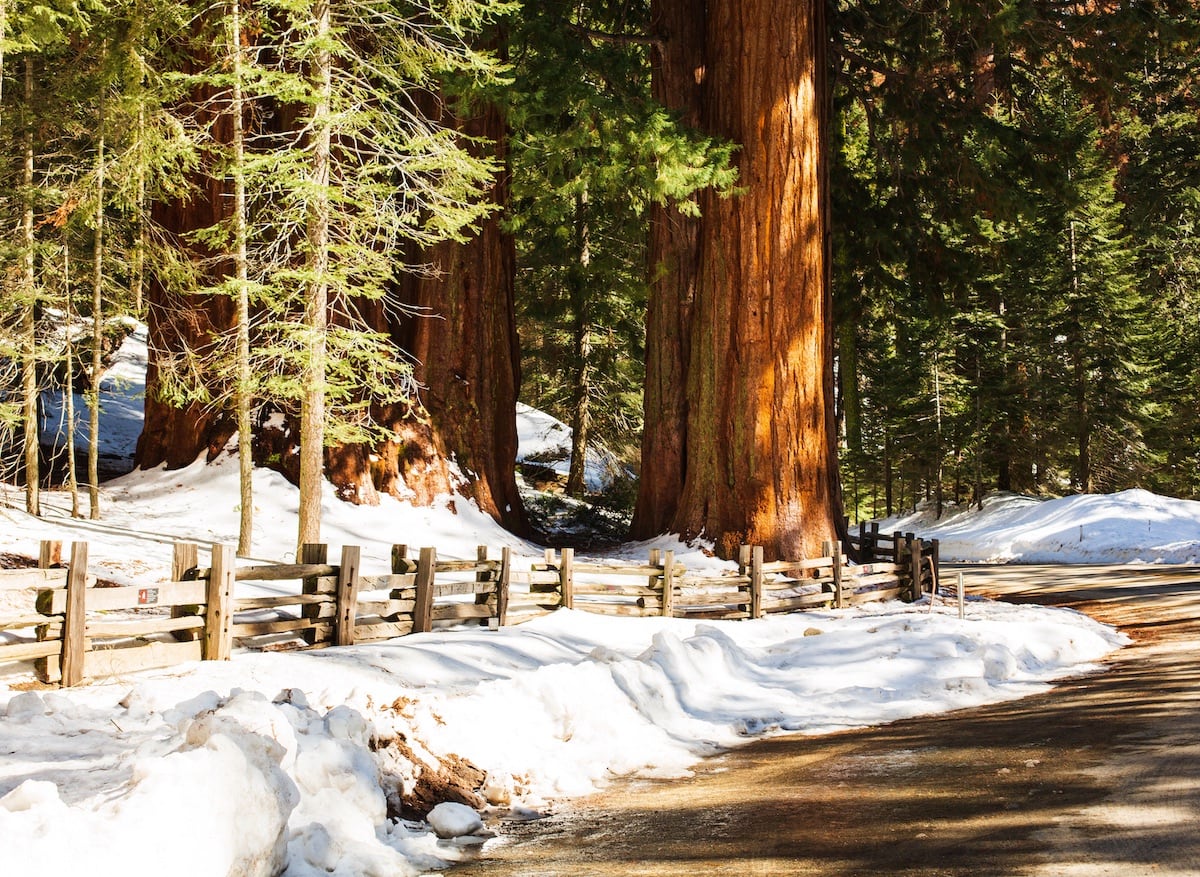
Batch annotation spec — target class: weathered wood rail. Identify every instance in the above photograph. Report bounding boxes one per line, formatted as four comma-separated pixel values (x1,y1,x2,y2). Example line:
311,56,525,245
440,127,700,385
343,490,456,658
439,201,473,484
0,532,938,687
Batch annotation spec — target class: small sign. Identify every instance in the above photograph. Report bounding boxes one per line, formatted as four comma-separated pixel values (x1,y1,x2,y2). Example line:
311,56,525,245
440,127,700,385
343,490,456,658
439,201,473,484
138,588,158,606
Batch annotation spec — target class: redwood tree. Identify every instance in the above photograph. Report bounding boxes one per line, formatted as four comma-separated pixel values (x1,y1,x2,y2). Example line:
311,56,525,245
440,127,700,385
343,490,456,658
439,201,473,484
332,97,529,536
634,0,844,559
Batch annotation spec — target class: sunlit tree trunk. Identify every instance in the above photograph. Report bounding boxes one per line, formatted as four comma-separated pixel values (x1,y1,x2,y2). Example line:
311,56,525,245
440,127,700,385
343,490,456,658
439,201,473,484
296,0,332,550
62,237,80,518
228,0,254,555
636,0,843,560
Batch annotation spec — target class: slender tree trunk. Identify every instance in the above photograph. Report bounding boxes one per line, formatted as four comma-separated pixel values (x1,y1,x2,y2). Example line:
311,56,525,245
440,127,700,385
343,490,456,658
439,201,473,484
229,0,254,555
296,0,332,550
132,106,147,316
21,57,40,517
0,1,6,126
637,0,844,560
88,51,107,521
884,426,893,516
63,237,80,518
566,187,592,498
130,4,147,316
934,350,944,518
1067,215,1091,492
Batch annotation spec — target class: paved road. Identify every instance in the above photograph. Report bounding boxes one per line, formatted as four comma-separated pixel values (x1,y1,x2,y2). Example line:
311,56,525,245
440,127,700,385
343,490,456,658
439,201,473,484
454,564,1200,876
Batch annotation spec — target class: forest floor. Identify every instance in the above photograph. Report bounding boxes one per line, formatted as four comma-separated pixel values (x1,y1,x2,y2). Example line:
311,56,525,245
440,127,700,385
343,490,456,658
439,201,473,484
452,563,1200,876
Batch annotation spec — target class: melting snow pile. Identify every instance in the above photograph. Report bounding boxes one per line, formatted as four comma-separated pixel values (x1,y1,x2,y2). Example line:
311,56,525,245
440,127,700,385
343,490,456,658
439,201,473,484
0,603,1126,876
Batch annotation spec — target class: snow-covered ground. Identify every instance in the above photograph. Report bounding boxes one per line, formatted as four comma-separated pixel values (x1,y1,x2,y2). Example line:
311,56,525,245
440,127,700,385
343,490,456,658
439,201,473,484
879,490,1200,565
1,325,1186,876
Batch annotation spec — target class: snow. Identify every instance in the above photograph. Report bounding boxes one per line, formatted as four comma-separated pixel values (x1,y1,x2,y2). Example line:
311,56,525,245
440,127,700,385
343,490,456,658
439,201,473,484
515,403,623,492
40,319,148,473
0,322,1177,876
426,803,484,839
878,490,1200,564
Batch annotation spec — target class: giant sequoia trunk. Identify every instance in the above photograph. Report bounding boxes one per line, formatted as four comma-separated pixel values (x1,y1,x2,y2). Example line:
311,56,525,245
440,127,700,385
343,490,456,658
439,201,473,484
137,103,236,473
634,0,844,560
140,44,525,535
330,99,528,536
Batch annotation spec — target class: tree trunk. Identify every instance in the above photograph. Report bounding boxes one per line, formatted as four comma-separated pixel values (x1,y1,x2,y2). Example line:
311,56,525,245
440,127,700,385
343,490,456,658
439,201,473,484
63,236,80,517
21,57,39,517
566,187,592,498
229,0,254,555
635,0,844,560
329,95,528,535
138,77,237,471
88,51,106,520
631,0,705,538
296,0,332,550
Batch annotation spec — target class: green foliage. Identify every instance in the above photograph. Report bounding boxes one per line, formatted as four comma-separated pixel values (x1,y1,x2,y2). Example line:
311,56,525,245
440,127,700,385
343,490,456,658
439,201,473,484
832,0,1179,516
507,0,737,479
153,0,511,448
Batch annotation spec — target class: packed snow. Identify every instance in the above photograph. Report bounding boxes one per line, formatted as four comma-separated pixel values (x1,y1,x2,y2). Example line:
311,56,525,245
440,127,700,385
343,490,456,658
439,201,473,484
0,323,1180,876
879,491,1200,564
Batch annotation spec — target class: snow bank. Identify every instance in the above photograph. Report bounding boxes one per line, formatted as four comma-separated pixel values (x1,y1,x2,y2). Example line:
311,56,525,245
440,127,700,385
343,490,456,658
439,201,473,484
878,490,1200,564
0,602,1126,876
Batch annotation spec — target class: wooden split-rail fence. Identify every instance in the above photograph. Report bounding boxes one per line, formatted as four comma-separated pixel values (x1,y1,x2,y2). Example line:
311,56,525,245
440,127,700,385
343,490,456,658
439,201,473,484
0,530,938,688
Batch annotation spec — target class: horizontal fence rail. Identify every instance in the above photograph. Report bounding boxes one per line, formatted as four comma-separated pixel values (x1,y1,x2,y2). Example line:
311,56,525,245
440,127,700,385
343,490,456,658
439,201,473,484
1,532,939,687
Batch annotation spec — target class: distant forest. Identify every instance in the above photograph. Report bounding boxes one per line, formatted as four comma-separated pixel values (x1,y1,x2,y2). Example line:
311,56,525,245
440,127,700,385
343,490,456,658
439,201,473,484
1,0,1197,555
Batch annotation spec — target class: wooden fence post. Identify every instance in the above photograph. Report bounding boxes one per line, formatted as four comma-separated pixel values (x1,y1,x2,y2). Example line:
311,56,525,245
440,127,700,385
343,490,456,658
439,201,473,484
336,545,361,647
560,548,575,610
39,540,62,569
60,542,88,687
301,543,329,646
910,538,924,602
738,546,754,618
391,544,410,574
172,542,199,581
475,546,492,623
204,543,235,661
661,550,675,617
413,547,436,633
825,539,844,609
171,542,202,641
893,531,902,565
751,546,764,619
496,547,511,627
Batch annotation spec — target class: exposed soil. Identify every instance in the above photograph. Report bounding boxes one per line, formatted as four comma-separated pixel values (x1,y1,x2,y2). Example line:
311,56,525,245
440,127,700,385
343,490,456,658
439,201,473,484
454,563,1200,876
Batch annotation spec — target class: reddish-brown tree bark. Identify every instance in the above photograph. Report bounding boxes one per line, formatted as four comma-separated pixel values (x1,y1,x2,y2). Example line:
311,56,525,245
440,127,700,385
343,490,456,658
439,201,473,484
635,0,844,560
137,152,236,472
140,87,526,536
631,0,706,538
333,99,528,535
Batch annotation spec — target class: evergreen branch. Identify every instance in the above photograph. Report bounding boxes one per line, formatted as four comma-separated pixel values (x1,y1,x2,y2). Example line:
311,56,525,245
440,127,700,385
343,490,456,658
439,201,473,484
565,22,662,51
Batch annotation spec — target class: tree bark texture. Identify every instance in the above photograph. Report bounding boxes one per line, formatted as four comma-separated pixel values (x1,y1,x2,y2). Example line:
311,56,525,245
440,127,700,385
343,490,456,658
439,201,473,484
635,0,844,560
632,0,705,537
137,116,236,471
332,98,528,536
